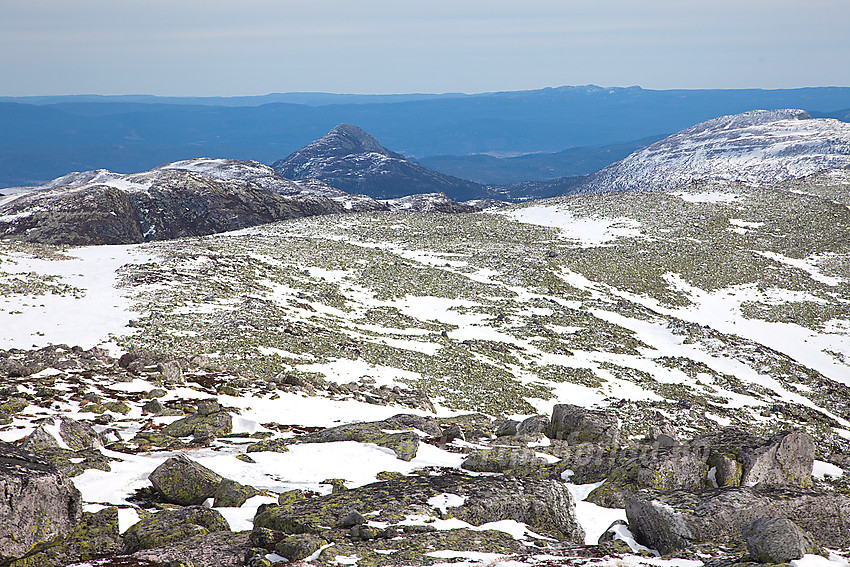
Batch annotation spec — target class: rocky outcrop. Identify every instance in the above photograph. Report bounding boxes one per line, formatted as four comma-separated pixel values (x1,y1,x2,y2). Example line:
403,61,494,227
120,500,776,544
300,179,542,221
461,445,547,474
272,124,484,201
546,403,619,446
160,400,233,440
121,505,231,554
624,486,850,554
0,442,83,564
0,169,344,246
132,530,251,567
584,428,816,507
8,507,122,567
254,473,584,544
288,414,436,461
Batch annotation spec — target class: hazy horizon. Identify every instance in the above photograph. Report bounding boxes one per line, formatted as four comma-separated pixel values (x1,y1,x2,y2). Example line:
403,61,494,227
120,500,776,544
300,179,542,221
2,0,849,97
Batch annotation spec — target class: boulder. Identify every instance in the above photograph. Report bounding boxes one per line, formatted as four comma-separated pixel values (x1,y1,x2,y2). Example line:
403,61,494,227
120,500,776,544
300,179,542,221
744,517,822,563
161,408,232,439
295,421,419,461
546,404,619,446
461,445,547,474
494,419,519,437
625,486,850,555
382,413,442,437
213,478,260,508
518,415,550,436
274,533,328,561
0,442,82,564
148,454,223,505
121,505,230,553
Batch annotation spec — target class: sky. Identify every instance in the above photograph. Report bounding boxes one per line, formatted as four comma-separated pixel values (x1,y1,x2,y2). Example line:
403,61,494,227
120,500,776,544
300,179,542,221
1,0,849,97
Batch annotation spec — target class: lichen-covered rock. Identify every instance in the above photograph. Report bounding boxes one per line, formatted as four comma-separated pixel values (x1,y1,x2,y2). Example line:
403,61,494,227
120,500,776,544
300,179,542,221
274,533,328,561
692,428,815,488
546,403,619,446
131,529,249,566
517,414,550,436
213,478,260,508
296,421,419,461
148,454,223,505
121,505,230,553
461,445,547,473
161,409,232,439
625,486,850,555
254,473,584,543
0,442,82,564
246,438,290,453
8,507,121,567
744,517,823,563
382,413,443,437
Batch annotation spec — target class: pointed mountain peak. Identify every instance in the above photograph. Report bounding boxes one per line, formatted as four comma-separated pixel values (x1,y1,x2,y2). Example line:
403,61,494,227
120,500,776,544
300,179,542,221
308,124,404,159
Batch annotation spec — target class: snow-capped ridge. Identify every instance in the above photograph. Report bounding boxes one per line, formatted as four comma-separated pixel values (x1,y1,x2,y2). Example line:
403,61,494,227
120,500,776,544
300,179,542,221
575,108,850,193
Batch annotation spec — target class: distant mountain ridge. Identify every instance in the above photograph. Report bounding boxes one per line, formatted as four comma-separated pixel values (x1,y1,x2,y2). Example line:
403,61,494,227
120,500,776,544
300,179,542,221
3,85,850,188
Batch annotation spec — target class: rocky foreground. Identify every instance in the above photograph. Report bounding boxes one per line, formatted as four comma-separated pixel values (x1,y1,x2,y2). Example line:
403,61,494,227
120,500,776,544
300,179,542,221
1,345,848,567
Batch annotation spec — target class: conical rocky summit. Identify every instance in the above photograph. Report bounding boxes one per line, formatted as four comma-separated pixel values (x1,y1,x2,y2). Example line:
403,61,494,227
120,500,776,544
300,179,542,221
272,123,484,200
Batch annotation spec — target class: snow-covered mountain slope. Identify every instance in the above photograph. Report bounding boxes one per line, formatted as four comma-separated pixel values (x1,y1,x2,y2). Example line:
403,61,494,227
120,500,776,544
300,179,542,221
575,109,850,193
272,124,487,201
1,169,849,566
0,160,497,244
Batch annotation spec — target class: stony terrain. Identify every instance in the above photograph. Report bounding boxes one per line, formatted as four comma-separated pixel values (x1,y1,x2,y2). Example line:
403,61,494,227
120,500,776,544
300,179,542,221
0,166,849,566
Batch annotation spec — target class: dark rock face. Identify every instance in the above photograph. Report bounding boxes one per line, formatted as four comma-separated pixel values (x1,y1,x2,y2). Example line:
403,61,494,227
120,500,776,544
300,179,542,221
625,487,850,554
121,505,231,553
148,454,223,505
272,124,484,201
546,403,619,446
0,442,83,563
0,170,344,246
744,517,822,563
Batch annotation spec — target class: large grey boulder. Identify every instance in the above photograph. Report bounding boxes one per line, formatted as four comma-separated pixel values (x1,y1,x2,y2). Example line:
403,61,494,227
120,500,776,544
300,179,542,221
625,487,850,554
121,505,230,553
693,428,815,487
461,445,547,473
744,517,823,563
161,406,233,439
0,442,82,563
148,454,223,505
546,404,619,446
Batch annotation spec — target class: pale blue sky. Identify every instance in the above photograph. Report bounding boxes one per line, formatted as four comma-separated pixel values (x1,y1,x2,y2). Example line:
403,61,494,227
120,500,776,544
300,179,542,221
2,0,848,96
